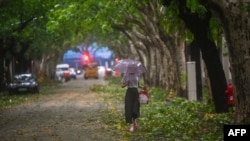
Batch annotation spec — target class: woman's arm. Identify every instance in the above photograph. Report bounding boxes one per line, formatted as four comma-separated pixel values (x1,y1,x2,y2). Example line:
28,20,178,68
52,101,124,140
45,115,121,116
121,82,127,88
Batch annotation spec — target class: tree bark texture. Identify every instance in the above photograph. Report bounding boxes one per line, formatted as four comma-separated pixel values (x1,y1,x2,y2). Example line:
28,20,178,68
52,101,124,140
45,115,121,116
112,1,185,95
135,1,184,94
204,0,250,122
177,0,229,113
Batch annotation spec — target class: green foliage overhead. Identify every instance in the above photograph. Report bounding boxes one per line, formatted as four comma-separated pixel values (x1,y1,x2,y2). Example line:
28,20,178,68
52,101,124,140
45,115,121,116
0,0,222,60
186,0,207,16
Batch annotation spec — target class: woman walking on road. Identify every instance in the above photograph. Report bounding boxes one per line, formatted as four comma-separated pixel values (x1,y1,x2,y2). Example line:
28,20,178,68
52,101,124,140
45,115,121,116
112,58,146,132
121,72,143,132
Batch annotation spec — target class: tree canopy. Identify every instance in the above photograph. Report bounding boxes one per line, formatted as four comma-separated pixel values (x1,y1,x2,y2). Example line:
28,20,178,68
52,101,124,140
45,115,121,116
1,0,250,123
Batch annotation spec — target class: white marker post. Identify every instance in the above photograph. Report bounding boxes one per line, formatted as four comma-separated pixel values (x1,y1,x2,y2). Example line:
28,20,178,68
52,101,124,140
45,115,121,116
187,61,197,101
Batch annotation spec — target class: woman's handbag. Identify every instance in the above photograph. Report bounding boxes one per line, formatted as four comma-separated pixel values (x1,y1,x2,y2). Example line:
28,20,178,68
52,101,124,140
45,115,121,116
139,90,149,104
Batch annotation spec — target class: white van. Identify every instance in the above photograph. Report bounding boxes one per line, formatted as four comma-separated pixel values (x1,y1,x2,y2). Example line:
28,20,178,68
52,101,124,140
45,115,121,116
55,64,70,82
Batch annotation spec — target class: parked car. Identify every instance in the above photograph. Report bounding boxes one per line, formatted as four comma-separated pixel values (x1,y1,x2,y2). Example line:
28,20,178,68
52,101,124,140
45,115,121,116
55,64,70,82
69,68,77,80
6,73,39,94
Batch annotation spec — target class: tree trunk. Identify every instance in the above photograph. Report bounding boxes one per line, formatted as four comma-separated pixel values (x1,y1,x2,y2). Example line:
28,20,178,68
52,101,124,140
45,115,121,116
112,1,184,94
211,1,250,122
202,0,250,123
136,1,182,93
224,30,250,122
177,1,229,113
0,57,5,92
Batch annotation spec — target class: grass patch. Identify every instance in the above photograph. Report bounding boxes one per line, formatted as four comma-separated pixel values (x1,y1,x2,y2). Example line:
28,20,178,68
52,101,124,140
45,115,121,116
92,77,235,141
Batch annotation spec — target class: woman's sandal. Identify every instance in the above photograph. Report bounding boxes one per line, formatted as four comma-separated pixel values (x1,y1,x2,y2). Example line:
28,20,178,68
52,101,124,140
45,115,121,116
129,124,135,132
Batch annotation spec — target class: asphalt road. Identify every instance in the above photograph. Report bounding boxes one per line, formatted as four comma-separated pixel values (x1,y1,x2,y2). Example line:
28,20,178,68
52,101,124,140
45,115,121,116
0,75,120,141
